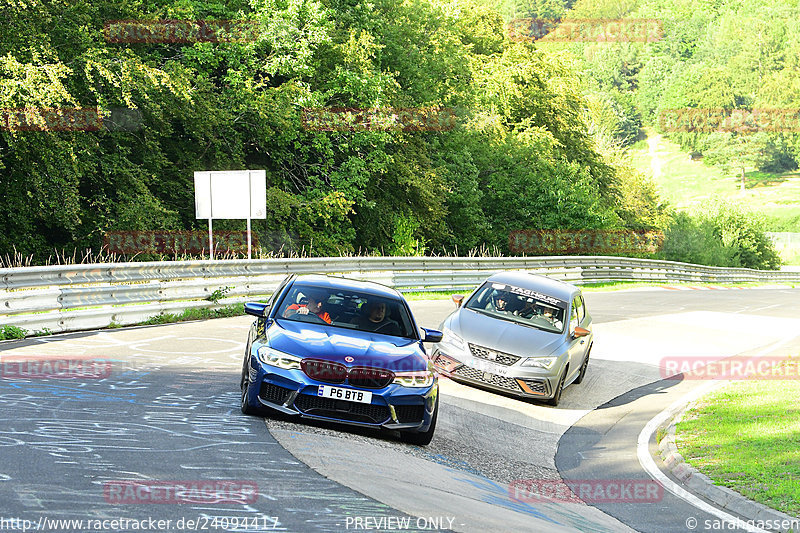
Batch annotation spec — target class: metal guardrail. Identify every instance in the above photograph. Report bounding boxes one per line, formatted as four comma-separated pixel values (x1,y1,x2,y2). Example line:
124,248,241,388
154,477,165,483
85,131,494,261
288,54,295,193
1,256,799,336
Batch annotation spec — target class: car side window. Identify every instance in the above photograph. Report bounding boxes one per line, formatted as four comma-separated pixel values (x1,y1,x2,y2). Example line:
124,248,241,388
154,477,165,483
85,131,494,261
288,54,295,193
575,295,585,324
268,275,294,310
569,302,579,333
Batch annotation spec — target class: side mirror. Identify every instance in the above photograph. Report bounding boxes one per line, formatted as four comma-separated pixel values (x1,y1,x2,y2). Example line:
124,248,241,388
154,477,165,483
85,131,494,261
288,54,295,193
245,302,270,317
420,328,443,343
572,326,590,338
451,294,464,307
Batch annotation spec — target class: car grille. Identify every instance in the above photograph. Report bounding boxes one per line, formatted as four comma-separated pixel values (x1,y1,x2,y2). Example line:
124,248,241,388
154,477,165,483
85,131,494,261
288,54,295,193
301,359,347,384
301,359,395,389
259,382,294,405
452,365,520,392
348,367,394,389
394,404,426,423
469,344,520,366
294,394,390,424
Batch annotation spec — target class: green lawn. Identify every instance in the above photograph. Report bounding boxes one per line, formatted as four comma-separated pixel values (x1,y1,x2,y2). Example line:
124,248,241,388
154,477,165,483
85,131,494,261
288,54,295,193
629,134,800,232
675,378,800,516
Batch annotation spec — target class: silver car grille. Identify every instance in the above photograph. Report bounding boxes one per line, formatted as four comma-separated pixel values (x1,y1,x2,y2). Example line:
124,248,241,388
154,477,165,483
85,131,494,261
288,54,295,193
452,365,520,391
469,343,520,366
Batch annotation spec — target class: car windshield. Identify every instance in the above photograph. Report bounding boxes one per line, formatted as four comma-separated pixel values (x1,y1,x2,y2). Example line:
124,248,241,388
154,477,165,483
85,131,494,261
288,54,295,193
464,282,568,333
276,283,416,338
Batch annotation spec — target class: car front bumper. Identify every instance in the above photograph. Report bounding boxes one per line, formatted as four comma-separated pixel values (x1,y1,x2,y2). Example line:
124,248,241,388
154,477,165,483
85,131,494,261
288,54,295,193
432,348,559,399
246,356,437,431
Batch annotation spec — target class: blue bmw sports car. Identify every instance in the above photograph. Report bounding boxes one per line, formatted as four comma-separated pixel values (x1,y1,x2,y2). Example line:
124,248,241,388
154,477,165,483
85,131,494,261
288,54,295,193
240,274,443,445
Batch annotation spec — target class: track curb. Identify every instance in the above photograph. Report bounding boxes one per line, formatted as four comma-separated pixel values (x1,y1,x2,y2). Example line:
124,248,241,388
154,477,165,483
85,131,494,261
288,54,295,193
657,394,799,531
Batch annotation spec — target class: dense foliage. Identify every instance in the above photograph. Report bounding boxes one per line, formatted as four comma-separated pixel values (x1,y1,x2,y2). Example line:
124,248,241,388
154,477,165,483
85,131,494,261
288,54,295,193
0,0,664,261
561,0,800,171
0,0,784,270
658,199,781,270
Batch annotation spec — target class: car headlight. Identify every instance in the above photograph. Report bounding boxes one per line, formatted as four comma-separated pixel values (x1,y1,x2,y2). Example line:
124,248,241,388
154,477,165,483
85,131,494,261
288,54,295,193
440,327,468,353
393,359,436,387
393,370,435,388
521,356,557,369
257,346,301,370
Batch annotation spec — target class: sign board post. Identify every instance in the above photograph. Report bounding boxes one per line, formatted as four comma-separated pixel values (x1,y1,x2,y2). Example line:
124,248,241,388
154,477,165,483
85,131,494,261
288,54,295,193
194,170,267,259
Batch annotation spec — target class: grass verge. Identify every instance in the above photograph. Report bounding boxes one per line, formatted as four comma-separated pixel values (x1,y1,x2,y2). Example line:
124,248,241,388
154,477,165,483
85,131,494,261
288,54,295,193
0,304,246,340
140,304,245,325
402,290,466,300
675,378,800,516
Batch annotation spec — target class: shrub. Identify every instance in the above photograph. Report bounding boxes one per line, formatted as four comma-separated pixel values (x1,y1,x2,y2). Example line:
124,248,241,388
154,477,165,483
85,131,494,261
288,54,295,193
659,212,735,267
0,325,29,340
659,200,782,270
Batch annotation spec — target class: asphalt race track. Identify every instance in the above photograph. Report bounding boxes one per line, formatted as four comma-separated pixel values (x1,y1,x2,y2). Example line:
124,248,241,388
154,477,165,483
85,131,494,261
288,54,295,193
1,287,799,532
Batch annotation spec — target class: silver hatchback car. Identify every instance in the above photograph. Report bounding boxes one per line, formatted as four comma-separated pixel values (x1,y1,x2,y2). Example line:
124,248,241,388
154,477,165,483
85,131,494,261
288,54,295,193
432,271,593,406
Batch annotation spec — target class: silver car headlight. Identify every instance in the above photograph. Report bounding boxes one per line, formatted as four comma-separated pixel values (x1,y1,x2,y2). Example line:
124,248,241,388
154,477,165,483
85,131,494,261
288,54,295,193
440,327,468,354
257,346,301,370
521,356,557,369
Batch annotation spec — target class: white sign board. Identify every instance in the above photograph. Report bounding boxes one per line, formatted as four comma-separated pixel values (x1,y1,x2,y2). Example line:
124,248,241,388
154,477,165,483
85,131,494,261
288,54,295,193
194,170,267,219
193,170,267,259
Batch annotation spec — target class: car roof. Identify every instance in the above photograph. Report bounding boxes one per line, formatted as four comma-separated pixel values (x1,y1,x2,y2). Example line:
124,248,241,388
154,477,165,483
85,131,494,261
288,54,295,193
483,271,580,302
292,274,404,300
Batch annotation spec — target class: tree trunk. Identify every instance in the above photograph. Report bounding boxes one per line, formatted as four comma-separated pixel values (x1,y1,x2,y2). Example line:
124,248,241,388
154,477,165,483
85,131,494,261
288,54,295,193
740,166,745,192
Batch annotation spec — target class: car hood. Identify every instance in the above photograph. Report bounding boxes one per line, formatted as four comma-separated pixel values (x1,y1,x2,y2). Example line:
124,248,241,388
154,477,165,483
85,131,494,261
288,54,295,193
268,319,427,372
445,308,564,357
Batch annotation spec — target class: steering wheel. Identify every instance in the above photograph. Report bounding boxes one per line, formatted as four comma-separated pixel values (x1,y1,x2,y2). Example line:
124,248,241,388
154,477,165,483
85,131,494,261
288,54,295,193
373,321,392,333
373,321,400,335
294,311,326,324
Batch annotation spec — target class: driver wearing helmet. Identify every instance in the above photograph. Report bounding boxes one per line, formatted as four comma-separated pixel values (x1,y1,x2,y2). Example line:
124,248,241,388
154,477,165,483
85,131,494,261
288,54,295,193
489,291,512,314
284,291,332,324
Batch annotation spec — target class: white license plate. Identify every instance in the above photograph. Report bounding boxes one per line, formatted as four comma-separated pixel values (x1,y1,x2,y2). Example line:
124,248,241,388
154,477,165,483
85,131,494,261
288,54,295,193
466,357,510,377
317,385,373,404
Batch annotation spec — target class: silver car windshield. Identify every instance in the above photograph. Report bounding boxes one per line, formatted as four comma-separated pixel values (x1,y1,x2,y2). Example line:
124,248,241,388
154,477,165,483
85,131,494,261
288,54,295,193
464,282,567,333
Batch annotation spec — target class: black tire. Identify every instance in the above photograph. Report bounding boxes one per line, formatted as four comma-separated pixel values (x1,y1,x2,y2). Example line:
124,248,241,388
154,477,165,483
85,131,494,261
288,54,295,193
573,345,591,385
400,397,438,446
547,368,566,407
240,371,260,416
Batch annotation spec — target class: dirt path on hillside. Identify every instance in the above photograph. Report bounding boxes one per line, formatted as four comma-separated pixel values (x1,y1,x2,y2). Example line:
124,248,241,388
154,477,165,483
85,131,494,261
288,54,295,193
648,133,663,180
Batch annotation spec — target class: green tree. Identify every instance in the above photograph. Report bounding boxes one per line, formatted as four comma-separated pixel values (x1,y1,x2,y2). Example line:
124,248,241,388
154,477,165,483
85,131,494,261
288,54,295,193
700,132,771,191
